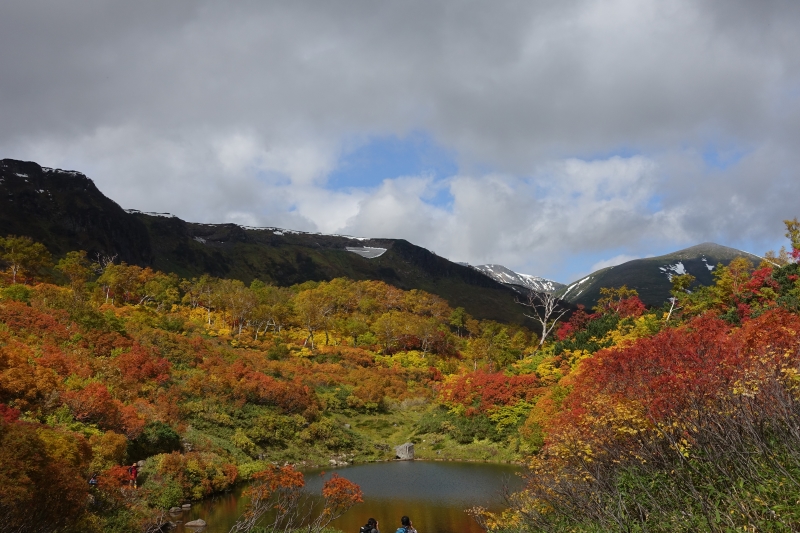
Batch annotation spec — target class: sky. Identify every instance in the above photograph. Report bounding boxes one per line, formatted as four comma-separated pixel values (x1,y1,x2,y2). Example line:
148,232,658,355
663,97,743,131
1,0,798,284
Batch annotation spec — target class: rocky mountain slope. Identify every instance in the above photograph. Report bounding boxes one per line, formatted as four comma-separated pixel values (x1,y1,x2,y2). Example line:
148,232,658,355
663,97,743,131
556,243,764,309
469,263,565,294
0,158,531,324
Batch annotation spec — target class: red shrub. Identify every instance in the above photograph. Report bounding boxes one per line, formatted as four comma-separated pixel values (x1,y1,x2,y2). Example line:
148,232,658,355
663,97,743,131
440,371,542,415
64,383,127,432
0,301,71,342
236,371,318,415
563,313,736,422
115,344,171,385
0,403,20,422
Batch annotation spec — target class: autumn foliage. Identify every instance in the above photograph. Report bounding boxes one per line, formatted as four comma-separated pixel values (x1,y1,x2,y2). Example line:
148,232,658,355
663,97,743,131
3,226,800,532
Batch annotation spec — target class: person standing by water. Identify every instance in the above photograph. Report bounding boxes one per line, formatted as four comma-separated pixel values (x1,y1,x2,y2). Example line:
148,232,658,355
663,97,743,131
396,516,417,533
360,517,379,533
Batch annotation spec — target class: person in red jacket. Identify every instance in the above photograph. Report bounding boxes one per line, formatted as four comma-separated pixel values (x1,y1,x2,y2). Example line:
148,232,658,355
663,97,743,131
128,463,139,488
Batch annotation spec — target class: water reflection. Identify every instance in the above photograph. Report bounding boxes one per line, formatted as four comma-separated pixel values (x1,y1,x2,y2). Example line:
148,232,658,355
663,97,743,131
174,461,522,533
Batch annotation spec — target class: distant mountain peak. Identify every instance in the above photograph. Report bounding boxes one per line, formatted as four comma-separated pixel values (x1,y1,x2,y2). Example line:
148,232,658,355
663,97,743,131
468,263,565,294
556,242,764,308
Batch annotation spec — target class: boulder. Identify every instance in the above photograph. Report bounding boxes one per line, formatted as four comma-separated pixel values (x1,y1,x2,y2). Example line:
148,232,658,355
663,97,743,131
181,504,192,509
169,506,183,514
395,442,415,460
185,519,206,528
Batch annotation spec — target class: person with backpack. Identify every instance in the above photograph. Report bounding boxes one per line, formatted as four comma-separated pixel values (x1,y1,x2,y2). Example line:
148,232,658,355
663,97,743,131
359,517,379,533
395,516,417,533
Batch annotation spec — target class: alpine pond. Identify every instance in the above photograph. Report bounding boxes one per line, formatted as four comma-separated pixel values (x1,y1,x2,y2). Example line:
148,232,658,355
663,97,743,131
173,461,523,533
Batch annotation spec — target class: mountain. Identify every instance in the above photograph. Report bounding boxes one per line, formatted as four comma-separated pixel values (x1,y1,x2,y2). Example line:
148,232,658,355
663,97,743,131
470,264,566,294
0,158,531,325
0,159,153,264
556,243,764,309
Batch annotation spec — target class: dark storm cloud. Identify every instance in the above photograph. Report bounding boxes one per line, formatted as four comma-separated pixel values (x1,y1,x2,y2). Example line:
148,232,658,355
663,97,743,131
1,0,798,281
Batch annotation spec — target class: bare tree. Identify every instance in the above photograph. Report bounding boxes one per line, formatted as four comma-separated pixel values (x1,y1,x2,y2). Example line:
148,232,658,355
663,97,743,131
519,290,570,348
92,252,117,302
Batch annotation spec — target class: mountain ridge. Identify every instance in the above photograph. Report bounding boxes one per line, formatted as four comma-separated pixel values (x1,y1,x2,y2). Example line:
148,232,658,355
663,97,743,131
556,242,764,309
1,157,764,318
0,158,533,325
468,263,566,294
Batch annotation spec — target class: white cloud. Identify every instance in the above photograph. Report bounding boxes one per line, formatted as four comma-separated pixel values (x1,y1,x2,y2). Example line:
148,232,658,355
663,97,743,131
1,0,799,283
588,254,642,273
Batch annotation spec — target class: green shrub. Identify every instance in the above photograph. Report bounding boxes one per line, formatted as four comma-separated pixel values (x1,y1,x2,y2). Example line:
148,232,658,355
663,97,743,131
414,406,450,435
1,284,31,303
127,421,182,462
142,474,183,509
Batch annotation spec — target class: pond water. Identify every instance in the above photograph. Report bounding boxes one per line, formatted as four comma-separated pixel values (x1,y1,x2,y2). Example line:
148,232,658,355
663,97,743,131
173,461,523,533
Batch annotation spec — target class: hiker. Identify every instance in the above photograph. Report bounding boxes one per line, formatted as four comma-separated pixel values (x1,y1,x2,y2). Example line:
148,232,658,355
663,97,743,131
128,463,139,488
396,516,417,533
88,473,99,487
360,517,379,533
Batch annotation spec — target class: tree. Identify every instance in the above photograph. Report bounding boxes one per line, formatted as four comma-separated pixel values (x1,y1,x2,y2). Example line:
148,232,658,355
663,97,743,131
55,250,92,297
96,263,146,304
763,246,792,267
0,235,52,284
0,418,91,532
665,273,695,322
594,285,645,317
230,466,362,533
785,217,800,261
216,279,257,337
449,307,469,337
249,281,293,336
293,287,335,348
181,274,217,324
520,290,570,348
712,257,753,302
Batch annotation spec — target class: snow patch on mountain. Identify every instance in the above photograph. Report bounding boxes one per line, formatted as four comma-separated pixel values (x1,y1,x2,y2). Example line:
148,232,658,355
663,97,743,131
345,247,387,259
659,261,687,281
41,167,84,177
125,209,177,218
556,267,614,302
470,264,565,293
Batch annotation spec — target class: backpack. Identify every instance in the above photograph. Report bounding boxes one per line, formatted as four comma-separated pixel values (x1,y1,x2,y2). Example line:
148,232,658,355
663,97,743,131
359,526,374,533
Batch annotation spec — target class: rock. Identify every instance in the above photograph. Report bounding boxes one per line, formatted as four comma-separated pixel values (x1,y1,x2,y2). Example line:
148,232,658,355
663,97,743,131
395,442,415,460
343,423,351,429
181,503,192,509
137,460,145,467
169,506,183,514
185,519,206,528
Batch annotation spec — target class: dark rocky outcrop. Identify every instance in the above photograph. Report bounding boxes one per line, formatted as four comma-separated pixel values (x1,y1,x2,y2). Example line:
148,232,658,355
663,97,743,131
0,159,153,265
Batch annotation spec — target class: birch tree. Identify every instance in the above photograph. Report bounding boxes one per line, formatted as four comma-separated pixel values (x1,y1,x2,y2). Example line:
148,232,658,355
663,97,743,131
520,290,570,348
0,235,52,284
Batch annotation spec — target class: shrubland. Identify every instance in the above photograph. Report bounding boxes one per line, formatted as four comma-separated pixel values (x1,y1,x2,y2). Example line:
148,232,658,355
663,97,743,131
2,219,800,532
0,236,538,532
471,219,800,532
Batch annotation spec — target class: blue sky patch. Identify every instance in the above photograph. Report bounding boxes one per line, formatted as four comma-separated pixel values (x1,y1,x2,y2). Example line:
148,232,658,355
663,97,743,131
702,144,748,170
326,132,458,190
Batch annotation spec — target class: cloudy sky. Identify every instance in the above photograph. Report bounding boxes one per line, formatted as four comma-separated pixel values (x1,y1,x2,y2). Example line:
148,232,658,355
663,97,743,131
1,1,798,283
